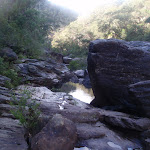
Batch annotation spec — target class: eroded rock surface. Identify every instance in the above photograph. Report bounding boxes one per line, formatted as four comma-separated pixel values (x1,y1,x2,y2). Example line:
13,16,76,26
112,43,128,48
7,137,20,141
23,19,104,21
129,80,150,117
31,114,77,150
0,86,28,150
88,39,150,116
19,85,146,150
16,58,72,88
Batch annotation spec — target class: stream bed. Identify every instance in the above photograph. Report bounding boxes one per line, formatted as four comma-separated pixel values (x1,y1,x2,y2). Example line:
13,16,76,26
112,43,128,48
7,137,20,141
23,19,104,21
60,82,94,104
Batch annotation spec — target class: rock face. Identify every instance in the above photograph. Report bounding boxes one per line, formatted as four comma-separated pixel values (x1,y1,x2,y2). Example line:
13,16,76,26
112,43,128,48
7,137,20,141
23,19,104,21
16,59,72,88
0,47,18,61
0,86,28,150
0,75,11,87
88,39,150,116
31,114,77,150
129,80,150,118
19,85,147,150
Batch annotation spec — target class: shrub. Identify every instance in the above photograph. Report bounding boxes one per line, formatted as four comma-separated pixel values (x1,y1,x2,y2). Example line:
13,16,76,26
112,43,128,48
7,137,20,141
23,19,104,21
10,89,41,134
68,59,87,71
0,57,21,88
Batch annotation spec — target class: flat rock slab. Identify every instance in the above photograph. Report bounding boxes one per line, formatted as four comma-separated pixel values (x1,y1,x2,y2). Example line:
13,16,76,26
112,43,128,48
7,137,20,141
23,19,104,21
19,85,145,150
0,118,28,150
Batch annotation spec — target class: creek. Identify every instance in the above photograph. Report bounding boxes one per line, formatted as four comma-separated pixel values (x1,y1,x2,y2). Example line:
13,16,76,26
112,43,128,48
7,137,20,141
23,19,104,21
60,82,94,104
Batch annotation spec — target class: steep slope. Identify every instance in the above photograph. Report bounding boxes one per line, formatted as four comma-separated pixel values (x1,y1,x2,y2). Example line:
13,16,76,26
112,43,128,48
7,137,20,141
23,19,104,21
51,0,150,55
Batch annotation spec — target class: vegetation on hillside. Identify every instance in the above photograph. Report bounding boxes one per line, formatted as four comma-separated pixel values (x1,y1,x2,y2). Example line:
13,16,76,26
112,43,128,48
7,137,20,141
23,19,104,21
51,0,150,57
0,0,77,58
0,0,77,87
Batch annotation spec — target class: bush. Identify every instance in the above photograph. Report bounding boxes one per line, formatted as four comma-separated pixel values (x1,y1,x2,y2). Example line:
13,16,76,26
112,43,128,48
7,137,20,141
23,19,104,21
10,89,41,134
68,59,87,71
0,57,21,88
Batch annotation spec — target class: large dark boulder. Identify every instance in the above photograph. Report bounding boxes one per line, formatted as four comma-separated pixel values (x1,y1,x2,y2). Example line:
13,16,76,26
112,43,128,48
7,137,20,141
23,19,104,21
31,114,77,150
88,39,150,116
16,58,72,88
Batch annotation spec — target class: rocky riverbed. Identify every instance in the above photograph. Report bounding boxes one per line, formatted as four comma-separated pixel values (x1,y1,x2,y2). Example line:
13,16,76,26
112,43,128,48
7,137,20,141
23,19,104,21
0,39,150,150
0,84,150,150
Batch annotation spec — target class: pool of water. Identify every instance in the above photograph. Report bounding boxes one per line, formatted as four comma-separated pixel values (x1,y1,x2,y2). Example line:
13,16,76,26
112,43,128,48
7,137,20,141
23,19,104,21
60,82,94,104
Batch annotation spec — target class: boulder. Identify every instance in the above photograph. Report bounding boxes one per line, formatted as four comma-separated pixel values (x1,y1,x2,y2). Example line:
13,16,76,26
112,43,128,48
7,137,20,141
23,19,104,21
50,52,63,63
31,114,77,150
0,75,11,87
63,56,72,64
16,59,72,88
88,39,150,116
0,118,28,150
74,70,85,78
129,80,150,118
0,47,18,61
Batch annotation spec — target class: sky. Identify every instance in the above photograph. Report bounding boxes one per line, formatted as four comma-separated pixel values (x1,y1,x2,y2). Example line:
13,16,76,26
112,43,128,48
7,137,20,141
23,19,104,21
48,0,120,16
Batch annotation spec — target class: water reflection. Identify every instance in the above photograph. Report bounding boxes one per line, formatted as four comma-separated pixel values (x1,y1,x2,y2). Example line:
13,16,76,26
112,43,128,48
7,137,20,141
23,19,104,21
60,82,94,104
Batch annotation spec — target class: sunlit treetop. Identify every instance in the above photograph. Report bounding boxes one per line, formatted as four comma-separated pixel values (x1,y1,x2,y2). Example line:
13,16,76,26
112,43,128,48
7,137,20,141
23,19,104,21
48,0,126,16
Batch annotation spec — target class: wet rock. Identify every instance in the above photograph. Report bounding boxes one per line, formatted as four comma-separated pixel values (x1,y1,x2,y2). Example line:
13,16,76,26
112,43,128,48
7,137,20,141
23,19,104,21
0,47,18,61
0,75,11,87
129,80,150,118
63,56,72,64
16,59,72,88
88,39,150,115
31,114,77,150
0,118,28,150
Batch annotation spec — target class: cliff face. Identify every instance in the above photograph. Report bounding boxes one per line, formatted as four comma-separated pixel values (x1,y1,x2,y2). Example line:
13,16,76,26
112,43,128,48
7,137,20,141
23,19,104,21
88,39,150,117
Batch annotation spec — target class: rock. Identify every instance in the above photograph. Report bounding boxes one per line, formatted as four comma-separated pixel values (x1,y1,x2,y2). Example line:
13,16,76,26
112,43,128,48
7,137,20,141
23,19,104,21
31,114,77,150
16,59,72,88
0,118,28,150
70,74,79,83
0,75,11,87
99,109,150,131
141,130,150,150
50,52,63,63
0,47,18,61
76,122,142,150
82,70,91,88
63,56,72,64
129,80,150,118
74,70,85,78
17,85,144,150
88,39,150,115
76,122,105,140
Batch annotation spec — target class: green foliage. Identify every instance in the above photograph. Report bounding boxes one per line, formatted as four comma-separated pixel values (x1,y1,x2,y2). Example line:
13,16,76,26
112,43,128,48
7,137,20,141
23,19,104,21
10,89,41,133
51,0,150,57
0,0,77,58
68,59,87,71
0,57,21,88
